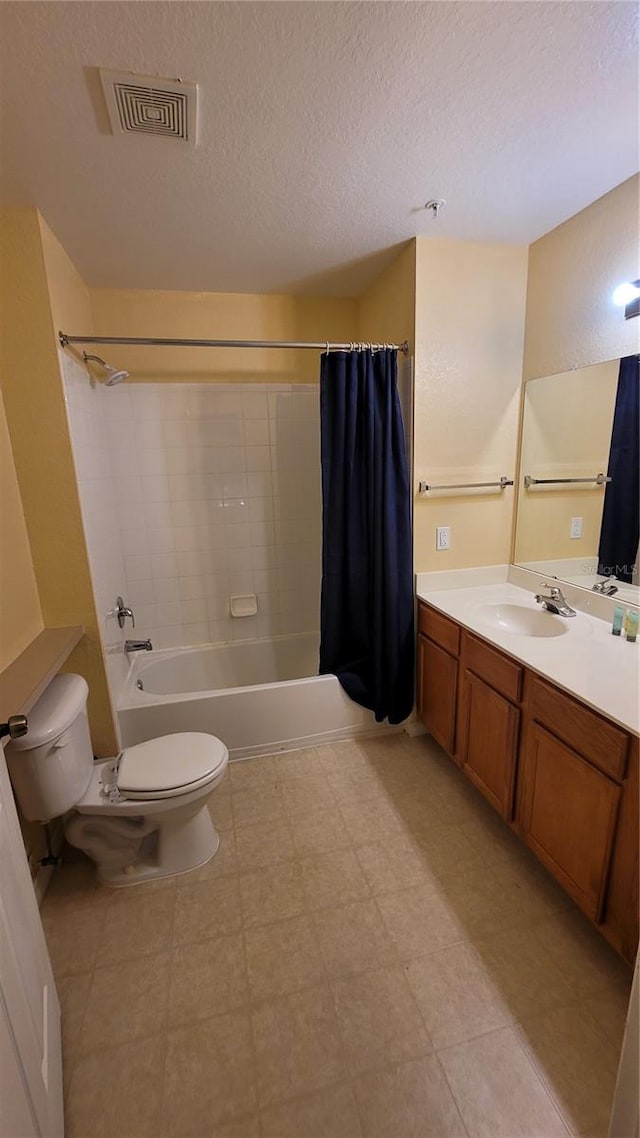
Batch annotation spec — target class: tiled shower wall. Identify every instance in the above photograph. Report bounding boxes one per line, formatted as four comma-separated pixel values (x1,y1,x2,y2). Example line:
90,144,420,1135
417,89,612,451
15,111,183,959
62,363,322,662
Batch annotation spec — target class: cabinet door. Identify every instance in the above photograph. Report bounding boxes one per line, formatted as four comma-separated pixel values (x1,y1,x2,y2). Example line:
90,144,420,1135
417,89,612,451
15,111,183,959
517,723,621,921
417,635,457,755
460,672,519,819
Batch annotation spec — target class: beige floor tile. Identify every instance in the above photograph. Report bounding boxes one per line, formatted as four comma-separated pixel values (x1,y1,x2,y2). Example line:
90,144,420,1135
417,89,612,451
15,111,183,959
173,874,242,946
228,755,278,791
376,885,465,960
67,1035,165,1138
82,951,170,1050
43,857,112,912
163,1012,256,1136
211,1117,261,1138
355,837,430,895
354,1055,467,1138
231,784,285,828
315,741,370,776
383,782,452,834
491,857,572,926
274,747,324,781
589,979,633,1050
245,914,326,1001
476,924,578,1021
516,1003,620,1134
313,899,396,977
337,797,404,846
185,829,238,882
260,1081,363,1137
462,808,530,869
406,941,513,1050
434,862,525,941
252,986,346,1108
57,970,92,1078
281,773,337,815
439,1025,569,1138
239,859,307,927
289,805,353,857
331,965,432,1075
301,848,371,911
414,822,479,877
97,887,176,966
234,816,296,872
533,909,632,998
326,766,390,805
169,933,249,1025
43,904,107,977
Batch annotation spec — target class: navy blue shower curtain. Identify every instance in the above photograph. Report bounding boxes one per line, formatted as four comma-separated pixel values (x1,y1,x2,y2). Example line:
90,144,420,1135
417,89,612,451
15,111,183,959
598,354,639,585
319,348,414,724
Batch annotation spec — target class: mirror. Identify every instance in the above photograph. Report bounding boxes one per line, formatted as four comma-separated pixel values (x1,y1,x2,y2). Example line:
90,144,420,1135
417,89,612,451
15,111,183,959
514,356,640,605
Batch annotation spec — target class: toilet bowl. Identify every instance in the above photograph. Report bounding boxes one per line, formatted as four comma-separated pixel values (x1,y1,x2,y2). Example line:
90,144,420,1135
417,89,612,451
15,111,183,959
6,674,229,888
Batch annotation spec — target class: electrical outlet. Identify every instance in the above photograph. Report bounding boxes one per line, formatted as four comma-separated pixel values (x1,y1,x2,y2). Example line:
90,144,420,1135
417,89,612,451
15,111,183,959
570,516,583,540
436,526,450,551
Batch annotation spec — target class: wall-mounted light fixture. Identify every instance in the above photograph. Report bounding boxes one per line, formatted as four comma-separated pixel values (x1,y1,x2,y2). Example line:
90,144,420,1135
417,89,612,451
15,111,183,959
613,280,640,320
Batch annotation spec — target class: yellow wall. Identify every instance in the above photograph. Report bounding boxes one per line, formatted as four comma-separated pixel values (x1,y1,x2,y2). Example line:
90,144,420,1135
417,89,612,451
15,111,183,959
0,208,117,755
413,237,529,572
514,360,618,562
0,387,43,667
524,175,639,381
89,288,358,383
357,241,416,349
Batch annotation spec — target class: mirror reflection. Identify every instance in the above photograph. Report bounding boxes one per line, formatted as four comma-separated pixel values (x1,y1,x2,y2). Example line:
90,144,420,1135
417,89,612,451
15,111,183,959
514,355,640,605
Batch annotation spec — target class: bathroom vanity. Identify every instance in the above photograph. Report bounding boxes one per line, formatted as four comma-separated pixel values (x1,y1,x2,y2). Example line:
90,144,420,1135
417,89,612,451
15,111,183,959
416,581,639,966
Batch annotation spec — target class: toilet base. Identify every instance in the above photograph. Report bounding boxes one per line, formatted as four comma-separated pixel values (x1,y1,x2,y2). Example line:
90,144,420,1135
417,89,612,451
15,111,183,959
68,801,220,888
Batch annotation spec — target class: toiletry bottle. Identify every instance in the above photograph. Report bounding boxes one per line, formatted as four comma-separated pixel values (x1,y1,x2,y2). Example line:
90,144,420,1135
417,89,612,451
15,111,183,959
625,611,638,643
612,606,625,636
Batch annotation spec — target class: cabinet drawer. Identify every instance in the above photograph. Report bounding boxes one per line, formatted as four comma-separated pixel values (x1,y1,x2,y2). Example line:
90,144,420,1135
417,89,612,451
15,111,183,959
417,604,460,657
528,677,628,782
463,634,522,704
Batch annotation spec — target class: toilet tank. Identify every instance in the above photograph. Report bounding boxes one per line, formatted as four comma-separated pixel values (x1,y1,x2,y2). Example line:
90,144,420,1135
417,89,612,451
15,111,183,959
6,674,95,822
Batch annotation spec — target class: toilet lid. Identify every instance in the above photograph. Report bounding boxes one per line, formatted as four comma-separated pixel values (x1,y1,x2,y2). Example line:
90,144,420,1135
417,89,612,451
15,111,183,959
117,732,228,798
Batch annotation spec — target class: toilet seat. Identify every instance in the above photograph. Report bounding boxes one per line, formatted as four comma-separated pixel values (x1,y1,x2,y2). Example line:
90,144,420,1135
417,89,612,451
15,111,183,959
117,732,228,800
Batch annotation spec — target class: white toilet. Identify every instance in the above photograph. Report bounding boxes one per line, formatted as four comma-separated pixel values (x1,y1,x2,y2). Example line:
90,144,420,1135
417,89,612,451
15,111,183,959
6,673,228,887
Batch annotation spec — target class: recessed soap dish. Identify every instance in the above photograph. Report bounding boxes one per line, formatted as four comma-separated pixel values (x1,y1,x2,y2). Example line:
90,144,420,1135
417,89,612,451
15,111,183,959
229,594,258,618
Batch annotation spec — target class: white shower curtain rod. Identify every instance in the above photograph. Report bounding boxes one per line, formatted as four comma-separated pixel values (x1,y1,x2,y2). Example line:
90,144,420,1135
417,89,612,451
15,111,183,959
58,332,410,355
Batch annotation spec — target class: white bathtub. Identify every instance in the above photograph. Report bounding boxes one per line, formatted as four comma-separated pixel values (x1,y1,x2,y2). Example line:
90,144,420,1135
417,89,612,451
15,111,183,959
118,633,392,758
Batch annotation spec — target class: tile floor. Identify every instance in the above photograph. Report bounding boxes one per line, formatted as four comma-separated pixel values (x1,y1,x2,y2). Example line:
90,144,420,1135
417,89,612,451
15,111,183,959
42,733,632,1138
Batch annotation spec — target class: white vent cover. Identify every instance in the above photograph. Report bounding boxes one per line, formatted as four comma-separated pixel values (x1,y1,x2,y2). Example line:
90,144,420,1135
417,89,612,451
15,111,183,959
99,70,198,145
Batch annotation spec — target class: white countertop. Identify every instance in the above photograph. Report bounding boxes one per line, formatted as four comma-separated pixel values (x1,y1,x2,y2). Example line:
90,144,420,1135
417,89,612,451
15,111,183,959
416,577,639,736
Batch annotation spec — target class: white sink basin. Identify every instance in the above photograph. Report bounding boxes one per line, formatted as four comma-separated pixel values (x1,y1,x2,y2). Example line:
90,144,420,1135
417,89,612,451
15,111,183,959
473,602,569,638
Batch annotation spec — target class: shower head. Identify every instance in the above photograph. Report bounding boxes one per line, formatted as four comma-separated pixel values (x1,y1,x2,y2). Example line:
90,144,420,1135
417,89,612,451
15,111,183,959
82,352,129,386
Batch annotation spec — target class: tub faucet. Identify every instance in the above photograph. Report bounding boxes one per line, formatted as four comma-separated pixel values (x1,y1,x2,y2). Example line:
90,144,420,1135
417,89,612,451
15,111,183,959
125,638,153,653
534,584,576,617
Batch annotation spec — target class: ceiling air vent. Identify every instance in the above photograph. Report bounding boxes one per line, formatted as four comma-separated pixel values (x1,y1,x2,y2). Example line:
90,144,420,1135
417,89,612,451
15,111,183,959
99,70,198,145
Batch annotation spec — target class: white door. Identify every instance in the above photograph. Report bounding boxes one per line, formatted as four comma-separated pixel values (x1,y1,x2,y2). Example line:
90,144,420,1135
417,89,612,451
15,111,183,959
0,741,63,1138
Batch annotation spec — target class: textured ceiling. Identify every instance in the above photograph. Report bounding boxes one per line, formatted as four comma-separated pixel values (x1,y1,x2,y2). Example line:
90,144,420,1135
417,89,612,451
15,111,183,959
0,1,637,296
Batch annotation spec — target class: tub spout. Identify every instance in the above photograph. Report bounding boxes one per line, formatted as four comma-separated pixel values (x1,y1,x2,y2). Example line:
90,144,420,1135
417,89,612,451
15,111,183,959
125,639,153,653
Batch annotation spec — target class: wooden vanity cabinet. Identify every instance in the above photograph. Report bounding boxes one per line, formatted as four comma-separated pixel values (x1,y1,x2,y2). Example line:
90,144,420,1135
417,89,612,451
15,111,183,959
456,634,522,819
516,722,621,921
416,599,639,964
417,605,459,754
515,677,628,924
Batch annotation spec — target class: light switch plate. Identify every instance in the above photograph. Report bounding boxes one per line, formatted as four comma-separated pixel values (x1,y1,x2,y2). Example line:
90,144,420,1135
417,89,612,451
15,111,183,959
570,517,583,540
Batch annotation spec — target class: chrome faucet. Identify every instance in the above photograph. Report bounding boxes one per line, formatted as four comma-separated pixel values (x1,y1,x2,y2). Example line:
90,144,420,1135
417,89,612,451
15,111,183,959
534,583,576,617
125,638,153,653
592,576,618,596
